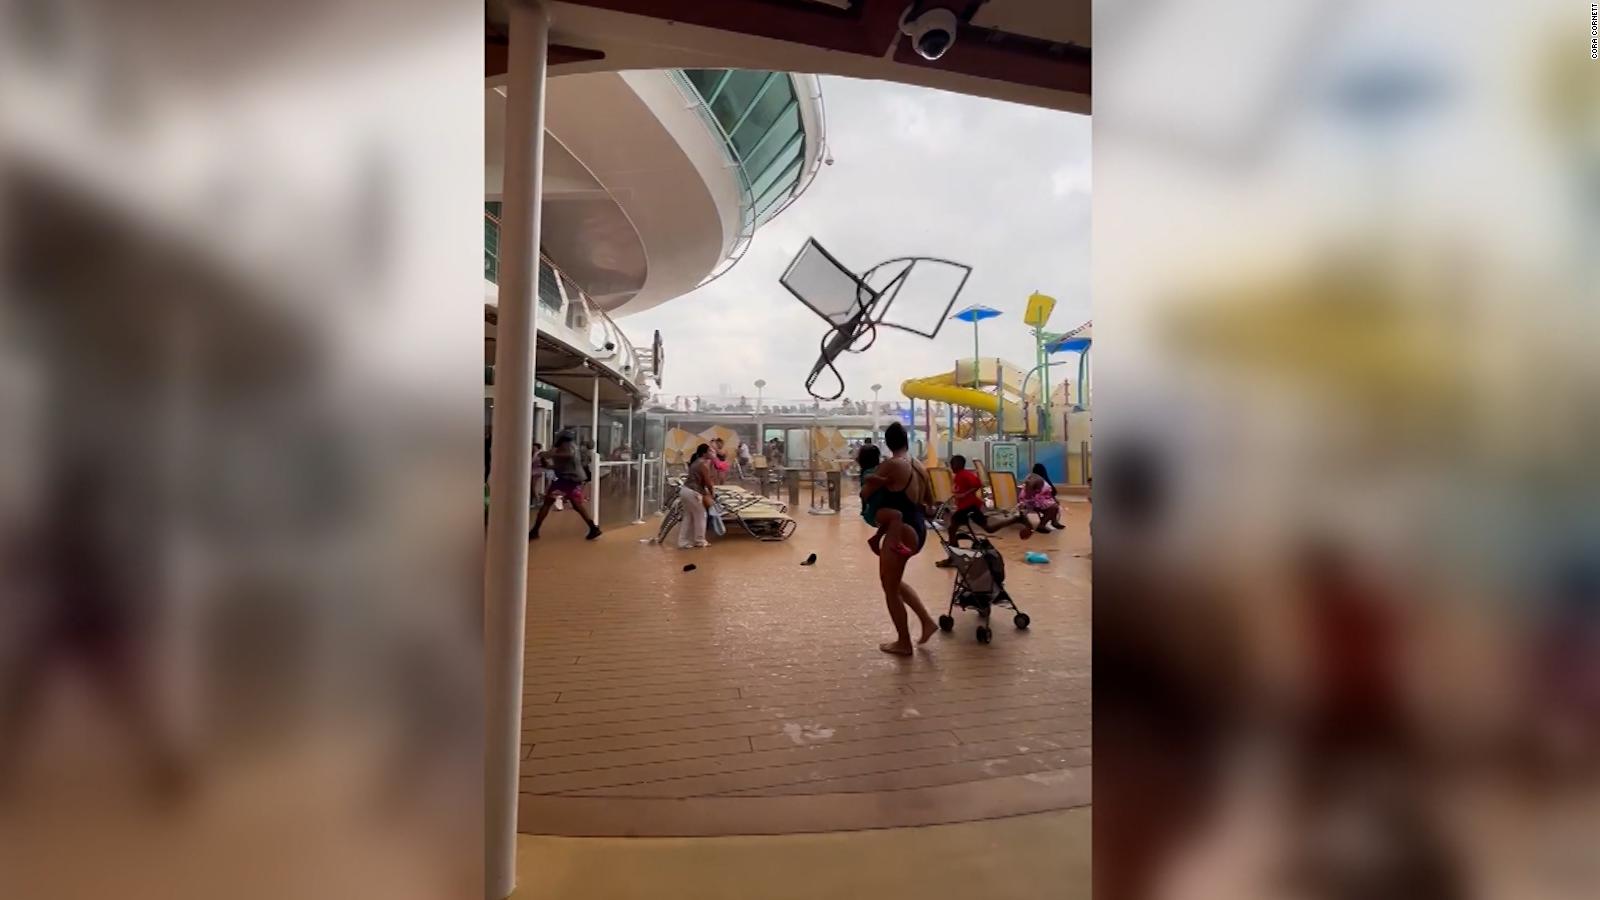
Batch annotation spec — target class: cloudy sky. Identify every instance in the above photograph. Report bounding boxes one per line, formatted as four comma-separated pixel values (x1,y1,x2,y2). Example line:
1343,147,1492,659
619,75,1091,407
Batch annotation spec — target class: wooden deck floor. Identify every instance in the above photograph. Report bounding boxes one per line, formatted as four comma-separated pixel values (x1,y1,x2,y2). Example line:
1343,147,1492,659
520,497,1091,836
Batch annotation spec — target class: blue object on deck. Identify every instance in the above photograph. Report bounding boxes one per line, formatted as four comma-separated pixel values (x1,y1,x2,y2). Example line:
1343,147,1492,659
1024,551,1049,565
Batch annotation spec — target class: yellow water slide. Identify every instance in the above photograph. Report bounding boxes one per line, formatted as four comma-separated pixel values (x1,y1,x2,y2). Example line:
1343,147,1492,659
901,359,1041,436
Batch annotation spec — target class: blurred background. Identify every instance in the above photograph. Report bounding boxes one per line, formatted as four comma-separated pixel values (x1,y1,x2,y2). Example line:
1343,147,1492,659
0,0,482,897
1093,1,1600,898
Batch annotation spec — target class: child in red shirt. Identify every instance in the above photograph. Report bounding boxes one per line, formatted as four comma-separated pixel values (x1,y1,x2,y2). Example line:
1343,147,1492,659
948,456,997,535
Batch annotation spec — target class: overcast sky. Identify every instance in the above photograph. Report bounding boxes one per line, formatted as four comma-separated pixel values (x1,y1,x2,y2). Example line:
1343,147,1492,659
619,75,1091,406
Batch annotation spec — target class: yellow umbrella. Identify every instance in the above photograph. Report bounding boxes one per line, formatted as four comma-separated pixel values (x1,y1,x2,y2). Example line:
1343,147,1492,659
664,428,699,464
809,426,848,459
699,425,740,449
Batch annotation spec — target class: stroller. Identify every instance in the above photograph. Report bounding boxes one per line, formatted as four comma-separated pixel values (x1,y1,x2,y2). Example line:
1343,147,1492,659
935,531,1030,644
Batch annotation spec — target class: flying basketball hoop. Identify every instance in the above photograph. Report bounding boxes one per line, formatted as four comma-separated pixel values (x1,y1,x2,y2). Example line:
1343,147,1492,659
779,238,973,400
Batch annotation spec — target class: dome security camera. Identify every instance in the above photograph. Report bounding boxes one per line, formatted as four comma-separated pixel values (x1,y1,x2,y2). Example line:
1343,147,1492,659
899,5,960,61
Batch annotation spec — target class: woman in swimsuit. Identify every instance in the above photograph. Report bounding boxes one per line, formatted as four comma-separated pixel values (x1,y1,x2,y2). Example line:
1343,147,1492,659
859,422,938,656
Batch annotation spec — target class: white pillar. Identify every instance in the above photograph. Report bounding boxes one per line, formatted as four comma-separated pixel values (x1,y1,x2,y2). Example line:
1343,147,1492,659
754,379,766,453
634,456,648,524
484,3,548,897
629,399,645,524
591,376,601,524
870,384,882,441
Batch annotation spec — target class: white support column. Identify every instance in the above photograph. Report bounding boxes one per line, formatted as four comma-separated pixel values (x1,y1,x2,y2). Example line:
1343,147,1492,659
484,3,548,898
629,400,645,524
591,377,601,525
870,384,882,442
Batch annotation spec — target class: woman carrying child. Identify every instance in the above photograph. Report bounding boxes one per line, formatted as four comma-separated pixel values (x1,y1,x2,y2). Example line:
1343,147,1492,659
859,423,938,656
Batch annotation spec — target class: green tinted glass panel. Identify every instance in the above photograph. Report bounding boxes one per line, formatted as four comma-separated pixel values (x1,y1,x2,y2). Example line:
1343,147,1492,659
753,158,803,218
749,133,804,199
730,84,795,157
484,213,500,282
742,108,801,181
685,69,724,99
707,71,768,135
537,261,563,312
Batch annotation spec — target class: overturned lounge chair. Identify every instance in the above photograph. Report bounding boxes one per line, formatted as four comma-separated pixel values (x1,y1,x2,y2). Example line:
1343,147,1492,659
654,481,797,544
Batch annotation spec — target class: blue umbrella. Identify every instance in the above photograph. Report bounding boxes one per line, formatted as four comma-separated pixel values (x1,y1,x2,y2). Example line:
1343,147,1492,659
949,305,1003,324
950,305,1003,435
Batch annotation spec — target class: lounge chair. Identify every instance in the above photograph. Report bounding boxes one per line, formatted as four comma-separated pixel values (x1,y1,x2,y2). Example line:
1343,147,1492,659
924,466,956,526
987,470,1020,520
654,479,796,543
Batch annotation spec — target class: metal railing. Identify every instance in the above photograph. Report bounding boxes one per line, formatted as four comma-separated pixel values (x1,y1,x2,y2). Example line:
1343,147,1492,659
484,209,653,391
583,455,669,526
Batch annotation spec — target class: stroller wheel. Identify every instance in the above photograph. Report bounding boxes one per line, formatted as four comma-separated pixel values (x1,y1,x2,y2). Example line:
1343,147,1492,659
975,626,992,644
1014,613,1031,630
938,615,955,632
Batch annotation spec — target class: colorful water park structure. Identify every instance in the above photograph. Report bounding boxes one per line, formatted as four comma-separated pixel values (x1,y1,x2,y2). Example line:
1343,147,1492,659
897,292,1091,484
902,357,1081,438
902,291,1088,451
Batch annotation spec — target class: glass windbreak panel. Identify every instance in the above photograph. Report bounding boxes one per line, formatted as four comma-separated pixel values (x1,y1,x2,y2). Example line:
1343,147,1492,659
559,272,585,308
588,315,611,355
642,414,665,457
707,71,769,137
730,81,795,157
537,261,563,312
785,428,810,466
684,68,724,100
742,108,802,180
597,408,624,457
594,462,640,528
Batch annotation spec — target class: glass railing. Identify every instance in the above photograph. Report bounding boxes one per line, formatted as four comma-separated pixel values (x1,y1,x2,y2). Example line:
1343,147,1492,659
484,201,501,281
483,208,658,391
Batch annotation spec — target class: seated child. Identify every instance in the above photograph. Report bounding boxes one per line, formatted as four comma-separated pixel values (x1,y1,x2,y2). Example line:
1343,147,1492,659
1016,463,1062,537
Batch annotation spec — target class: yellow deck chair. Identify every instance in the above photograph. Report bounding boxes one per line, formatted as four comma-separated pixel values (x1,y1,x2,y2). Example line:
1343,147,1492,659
988,470,1020,515
926,466,953,505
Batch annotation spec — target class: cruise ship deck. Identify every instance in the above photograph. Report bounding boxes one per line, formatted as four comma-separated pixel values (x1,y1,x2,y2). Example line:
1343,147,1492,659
519,495,1092,838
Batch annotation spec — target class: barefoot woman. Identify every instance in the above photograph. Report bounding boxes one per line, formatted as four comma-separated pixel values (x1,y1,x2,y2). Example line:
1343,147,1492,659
860,422,938,656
